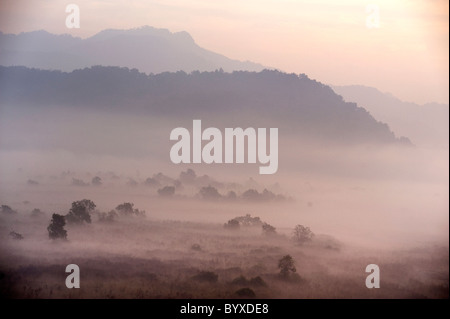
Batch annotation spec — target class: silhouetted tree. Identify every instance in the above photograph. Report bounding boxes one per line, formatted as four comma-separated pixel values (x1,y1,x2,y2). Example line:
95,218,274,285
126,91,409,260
262,222,277,236
224,219,240,230
292,225,314,244
115,202,145,217
241,189,261,201
47,214,67,240
179,168,196,184
9,231,24,240
30,208,45,218
157,186,175,197
1,205,17,214
199,186,221,200
261,189,276,201
66,199,96,224
91,176,102,186
278,255,296,277
97,210,117,223
235,214,262,227
144,177,160,187
71,178,89,187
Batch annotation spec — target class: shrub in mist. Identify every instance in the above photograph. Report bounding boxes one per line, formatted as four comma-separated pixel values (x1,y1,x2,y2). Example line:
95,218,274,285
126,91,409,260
9,231,24,240
91,176,102,186
30,208,45,218
224,218,240,230
1,205,17,214
115,202,145,217
224,214,265,230
179,168,196,184
199,186,222,201
234,214,262,227
292,225,314,245
97,210,118,223
66,199,96,224
157,186,175,197
144,177,160,188
262,222,277,236
278,255,296,277
47,214,67,240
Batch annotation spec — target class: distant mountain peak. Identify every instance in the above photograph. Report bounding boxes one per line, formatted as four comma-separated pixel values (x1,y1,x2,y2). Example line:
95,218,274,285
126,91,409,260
0,26,264,73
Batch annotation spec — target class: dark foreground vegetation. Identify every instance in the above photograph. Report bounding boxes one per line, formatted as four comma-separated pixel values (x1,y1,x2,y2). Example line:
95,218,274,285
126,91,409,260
0,200,447,299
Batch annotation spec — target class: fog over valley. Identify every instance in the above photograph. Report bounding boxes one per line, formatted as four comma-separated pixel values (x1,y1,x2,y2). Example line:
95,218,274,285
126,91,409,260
0,25,448,299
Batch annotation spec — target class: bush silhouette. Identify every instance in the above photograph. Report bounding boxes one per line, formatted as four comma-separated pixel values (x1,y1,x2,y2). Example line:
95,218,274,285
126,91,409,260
66,199,96,224
9,231,24,240
224,219,240,230
98,210,117,223
157,186,175,197
278,255,296,277
292,225,314,244
115,202,145,217
199,186,221,200
47,214,67,240
1,205,17,214
262,222,277,236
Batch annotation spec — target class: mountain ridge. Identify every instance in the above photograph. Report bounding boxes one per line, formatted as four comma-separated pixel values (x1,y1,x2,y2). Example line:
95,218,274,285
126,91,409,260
0,26,265,73
0,65,409,146
333,85,449,147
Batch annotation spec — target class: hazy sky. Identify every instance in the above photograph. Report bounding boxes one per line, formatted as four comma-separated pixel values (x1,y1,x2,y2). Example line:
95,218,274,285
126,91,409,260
0,0,448,104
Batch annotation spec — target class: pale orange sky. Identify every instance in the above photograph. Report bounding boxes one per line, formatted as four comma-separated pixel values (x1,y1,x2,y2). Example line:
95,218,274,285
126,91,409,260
0,0,448,104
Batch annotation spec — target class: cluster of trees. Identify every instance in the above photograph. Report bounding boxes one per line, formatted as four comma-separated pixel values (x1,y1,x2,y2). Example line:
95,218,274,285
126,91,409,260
146,169,220,189
199,186,286,202
224,214,263,229
141,169,289,202
223,214,314,244
223,214,278,237
71,176,102,187
292,225,314,244
157,186,175,197
47,200,146,240
191,254,297,298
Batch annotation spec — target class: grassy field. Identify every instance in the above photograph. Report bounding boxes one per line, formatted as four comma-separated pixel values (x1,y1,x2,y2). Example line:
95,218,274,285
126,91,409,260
0,211,448,299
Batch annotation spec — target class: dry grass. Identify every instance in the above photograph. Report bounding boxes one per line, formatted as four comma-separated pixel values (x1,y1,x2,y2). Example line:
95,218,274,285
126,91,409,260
0,212,448,299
